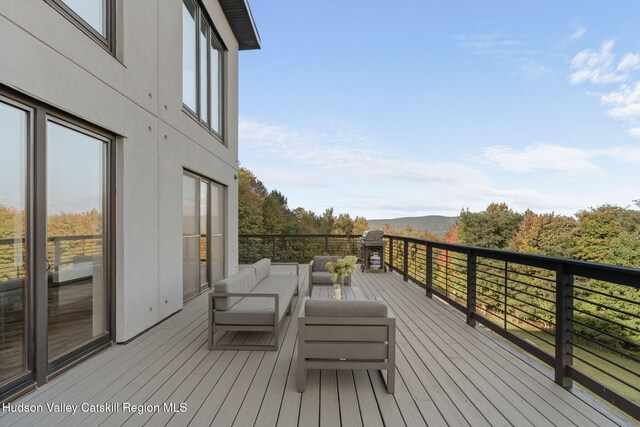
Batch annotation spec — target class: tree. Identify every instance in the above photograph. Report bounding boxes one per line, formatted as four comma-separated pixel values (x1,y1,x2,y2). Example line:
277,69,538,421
261,190,289,234
238,167,265,234
574,206,622,263
352,217,369,235
457,203,523,249
332,213,355,235
510,211,577,258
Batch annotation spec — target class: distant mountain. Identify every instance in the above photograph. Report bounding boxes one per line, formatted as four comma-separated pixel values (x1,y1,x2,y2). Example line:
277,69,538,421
368,215,458,237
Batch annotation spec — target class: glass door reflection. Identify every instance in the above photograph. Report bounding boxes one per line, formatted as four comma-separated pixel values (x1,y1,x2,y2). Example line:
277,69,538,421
0,100,29,386
46,120,108,361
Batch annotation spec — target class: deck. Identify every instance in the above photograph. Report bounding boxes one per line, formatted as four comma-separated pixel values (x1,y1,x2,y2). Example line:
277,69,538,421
0,265,633,426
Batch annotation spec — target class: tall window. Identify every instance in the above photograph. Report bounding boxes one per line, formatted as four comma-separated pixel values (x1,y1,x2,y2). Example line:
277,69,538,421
182,0,224,137
46,0,114,52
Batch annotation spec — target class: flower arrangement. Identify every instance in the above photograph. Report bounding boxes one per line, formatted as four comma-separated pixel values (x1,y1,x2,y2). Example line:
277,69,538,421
325,255,358,285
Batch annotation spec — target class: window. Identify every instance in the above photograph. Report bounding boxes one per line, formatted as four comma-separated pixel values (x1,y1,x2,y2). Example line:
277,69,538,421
0,88,114,400
46,0,114,52
182,0,224,137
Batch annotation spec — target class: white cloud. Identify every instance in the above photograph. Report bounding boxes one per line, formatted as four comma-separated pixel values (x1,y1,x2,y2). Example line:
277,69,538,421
482,143,602,175
600,82,640,119
455,34,535,58
570,40,640,136
455,33,545,79
569,40,628,84
482,143,640,175
569,24,587,41
597,146,640,162
240,118,489,186
627,127,640,138
617,53,640,72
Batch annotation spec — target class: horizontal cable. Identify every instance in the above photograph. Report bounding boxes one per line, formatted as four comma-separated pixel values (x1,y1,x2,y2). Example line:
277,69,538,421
505,318,555,347
507,279,556,296
572,283,639,306
571,296,640,321
571,332,640,365
505,274,556,292
505,303,556,331
572,318,640,351
568,353,640,393
505,314,556,342
507,289,556,307
506,268,556,283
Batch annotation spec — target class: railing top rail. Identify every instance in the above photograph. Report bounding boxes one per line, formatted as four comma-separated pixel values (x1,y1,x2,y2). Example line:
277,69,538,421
384,233,640,286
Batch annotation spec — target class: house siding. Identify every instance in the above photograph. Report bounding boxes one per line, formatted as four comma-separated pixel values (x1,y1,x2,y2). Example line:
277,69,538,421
0,0,241,342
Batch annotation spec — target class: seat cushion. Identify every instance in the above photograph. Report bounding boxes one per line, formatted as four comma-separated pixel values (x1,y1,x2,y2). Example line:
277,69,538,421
312,256,340,272
305,299,388,317
255,275,297,313
215,278,296,326
311,271,334,285
213,268,257,311
257,274,298,293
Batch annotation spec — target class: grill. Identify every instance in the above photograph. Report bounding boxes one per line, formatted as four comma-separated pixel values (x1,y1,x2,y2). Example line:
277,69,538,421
360,230,387,272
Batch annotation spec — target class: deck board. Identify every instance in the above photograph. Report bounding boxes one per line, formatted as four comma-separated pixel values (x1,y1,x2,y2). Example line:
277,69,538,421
1,265,633,427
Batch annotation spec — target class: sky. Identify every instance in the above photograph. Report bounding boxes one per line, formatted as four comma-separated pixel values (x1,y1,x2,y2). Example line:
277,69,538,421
238,1,640,220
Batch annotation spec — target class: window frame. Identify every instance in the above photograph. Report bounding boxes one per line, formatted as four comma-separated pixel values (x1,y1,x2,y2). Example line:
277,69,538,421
45,0,116,54
182,0,226,143
0,83,116,399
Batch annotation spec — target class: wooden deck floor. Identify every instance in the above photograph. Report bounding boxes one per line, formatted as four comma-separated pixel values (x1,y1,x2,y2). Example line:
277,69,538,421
1,265,634,426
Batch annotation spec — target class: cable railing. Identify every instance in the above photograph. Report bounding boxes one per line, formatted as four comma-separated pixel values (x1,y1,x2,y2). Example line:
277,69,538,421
240,233,640,420
0,235,102,283
238,234,361,264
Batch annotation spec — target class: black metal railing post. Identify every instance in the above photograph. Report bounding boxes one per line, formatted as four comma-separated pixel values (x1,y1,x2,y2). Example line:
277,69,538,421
272,237,277,260
466,249,476,327
403,239,409,281
555,263,574,388
324,236,329,253
504,261,508,329
426,244,433,298
388,237,394,272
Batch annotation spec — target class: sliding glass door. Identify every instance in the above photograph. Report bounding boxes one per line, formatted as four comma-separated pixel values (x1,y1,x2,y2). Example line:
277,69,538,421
183,172,225,301
0,92,113,399
0,99,29,390
46,120,109,362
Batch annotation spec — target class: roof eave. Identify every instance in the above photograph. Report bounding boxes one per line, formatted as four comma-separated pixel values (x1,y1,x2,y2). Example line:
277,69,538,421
219,0,261,50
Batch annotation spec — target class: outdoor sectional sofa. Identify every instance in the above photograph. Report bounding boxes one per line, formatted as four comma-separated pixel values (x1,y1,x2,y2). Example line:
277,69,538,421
208,258,299,350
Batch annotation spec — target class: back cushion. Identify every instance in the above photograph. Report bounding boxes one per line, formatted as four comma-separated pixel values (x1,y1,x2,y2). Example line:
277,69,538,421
214,268,256,310
312,256,340,272
253,258,271,283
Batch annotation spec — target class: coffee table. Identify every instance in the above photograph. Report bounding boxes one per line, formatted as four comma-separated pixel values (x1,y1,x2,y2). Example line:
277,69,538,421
310,286,363,300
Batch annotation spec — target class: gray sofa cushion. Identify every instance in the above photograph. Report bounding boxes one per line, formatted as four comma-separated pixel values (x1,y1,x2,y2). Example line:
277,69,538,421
305,299,388,317
311,271,334,285
312,256,340,272
215,282,294,326
213,268,256,311
257,274,298,292
253,258,271,283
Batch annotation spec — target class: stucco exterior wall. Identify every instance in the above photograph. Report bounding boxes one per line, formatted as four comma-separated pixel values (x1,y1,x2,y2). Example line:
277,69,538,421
0,0,240,341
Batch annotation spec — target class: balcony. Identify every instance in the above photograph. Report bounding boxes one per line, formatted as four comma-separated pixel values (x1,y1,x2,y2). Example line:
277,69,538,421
1,234,637,426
